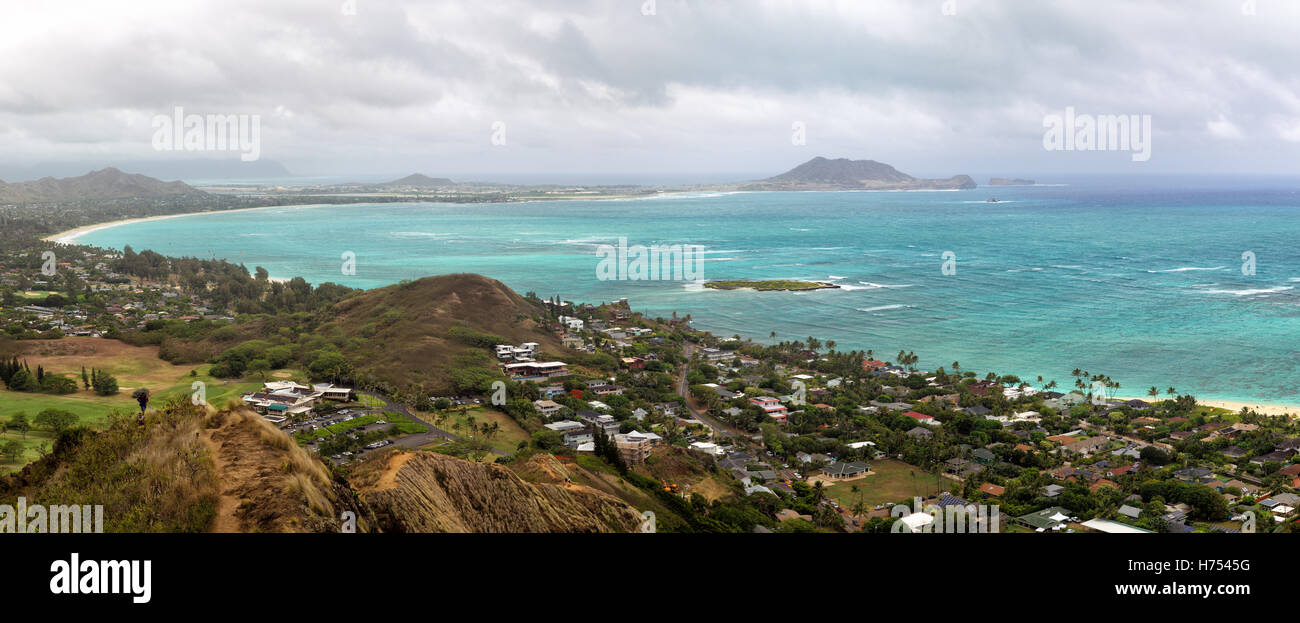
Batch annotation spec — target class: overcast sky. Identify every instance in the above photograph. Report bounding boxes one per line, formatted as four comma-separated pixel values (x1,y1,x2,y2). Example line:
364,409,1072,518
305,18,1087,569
2,0,1299,182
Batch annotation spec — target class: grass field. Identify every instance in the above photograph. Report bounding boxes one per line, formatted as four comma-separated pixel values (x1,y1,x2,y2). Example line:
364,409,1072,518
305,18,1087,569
823,459,947,510
426,406,531,455
0,337,287,471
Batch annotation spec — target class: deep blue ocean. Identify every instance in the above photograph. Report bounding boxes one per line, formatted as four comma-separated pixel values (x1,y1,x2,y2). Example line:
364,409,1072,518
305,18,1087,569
69,178,1300,406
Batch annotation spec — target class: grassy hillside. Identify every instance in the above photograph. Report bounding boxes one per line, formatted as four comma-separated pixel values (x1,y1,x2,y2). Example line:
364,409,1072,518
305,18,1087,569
0,337,272,471
319,274,565,393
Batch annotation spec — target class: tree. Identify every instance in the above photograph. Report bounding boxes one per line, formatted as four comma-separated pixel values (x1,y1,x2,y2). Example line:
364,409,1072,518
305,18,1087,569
1,440,22,463
5,368,38,392
92,370,119,396
9,412,31,439
33,409,77,434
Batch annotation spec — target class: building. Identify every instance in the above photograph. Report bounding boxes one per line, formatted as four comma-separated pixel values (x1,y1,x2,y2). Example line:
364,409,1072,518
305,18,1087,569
615,432,657,464
1016,506,1074,531
504,361,569,380
544,420,593,448
821,461,870,480
242,381,324,419
532,399,563,417
903,411,937,425
749,396,789,422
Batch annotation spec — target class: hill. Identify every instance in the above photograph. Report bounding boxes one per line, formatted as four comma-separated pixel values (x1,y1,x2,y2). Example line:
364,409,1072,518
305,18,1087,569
989,177,1035,186
320,274,565,394
744,156,976,191
382,173,456,188
352,451,644,532
1,401,646,532
0,167,203,203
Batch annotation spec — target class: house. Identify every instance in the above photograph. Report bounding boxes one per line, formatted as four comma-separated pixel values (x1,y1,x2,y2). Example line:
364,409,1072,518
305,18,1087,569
749,396,789,422
1118,504,1143,519
504,361,569,380
971,448,996,464
821,461,869,480
1173,466,1214,484
690,441,725,456
1043,484,1065,498
903,411,937,425
905,426,933,439
1251,450,1295,465
1081,518,1153,534
578,410,620,437
532,400,563,417
978,483,1005,497
964,405,992,417
313,384,355,401
1017,506,1074,531
1221,445,1249,459
545,420,593,448
1062,436,1109,456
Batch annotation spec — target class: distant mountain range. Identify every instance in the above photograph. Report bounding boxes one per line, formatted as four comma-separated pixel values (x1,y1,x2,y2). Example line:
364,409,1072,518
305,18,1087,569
0,167,203,203
988,177,1035,186
743,156,976,191
382,173,456,188
0,159,292,183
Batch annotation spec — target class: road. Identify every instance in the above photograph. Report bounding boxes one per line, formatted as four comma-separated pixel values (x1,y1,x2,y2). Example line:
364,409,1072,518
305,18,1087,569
676,342,741,438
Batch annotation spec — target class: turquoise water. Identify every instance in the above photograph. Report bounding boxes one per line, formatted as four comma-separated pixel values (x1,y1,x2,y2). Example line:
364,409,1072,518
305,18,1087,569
71,180,1300,405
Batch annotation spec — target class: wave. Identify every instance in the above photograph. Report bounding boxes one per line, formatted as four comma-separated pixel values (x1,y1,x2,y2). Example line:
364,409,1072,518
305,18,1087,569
391,231,448,239
1148,266,1226,273
859,281,915,289
858,304,910,313
1199,285,1294,296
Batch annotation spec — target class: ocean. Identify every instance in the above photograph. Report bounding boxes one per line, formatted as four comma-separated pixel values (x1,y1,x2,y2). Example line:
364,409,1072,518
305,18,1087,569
67,177,1300,406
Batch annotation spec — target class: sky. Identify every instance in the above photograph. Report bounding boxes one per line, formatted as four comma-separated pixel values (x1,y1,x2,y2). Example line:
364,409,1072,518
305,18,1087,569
1,0,1299,182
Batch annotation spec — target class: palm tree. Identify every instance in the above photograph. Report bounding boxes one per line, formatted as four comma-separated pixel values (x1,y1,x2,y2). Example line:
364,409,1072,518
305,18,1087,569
1167,387,1176,396
1148,386,1159,398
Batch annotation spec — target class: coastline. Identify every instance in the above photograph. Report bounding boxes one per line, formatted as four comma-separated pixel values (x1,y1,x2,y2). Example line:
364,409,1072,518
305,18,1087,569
1119,395,1298,416
41,203,333,244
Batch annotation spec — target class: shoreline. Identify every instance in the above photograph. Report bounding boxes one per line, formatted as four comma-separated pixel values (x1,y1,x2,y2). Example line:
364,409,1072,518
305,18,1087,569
1118,395,1298,417
41,203,335,244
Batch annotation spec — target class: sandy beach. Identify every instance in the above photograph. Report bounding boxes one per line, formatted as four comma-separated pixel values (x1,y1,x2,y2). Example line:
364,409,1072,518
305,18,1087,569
41,204,331,245
1120,395,1299,416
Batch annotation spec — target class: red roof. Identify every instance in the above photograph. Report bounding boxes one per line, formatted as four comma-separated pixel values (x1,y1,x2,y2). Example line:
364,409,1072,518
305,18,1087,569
979,483,1005,496
903,411,932,421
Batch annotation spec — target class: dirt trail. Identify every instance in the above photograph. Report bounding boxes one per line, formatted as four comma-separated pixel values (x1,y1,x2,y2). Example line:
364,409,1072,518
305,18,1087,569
199,428,241,533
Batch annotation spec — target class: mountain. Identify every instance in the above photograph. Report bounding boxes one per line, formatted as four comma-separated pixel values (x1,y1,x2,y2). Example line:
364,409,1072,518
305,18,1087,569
0,159,292,182
382,173,456,188
989,177,1035,186
744,157,976,191
0,167,204,203
321,274,565,394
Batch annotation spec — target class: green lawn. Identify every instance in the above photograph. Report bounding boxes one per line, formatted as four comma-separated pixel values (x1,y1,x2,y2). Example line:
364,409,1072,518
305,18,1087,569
426,406,530,455
823,459,947,510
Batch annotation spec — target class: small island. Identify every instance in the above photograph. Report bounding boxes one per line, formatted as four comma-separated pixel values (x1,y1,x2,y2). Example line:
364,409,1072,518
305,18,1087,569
988,177,1036,186
704,280,840,291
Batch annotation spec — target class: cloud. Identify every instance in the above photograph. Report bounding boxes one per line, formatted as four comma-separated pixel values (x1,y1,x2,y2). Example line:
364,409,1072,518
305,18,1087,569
0,0,1298,178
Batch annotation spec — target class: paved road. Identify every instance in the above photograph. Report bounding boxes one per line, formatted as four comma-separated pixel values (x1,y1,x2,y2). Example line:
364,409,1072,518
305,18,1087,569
369,392,508,455
676,342,741,438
